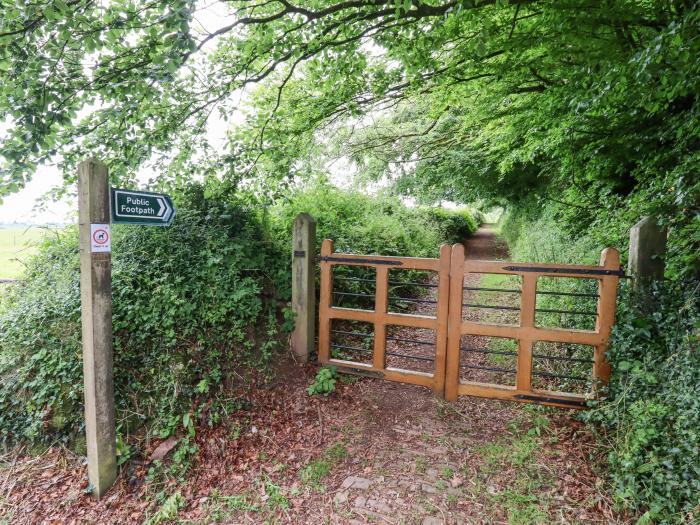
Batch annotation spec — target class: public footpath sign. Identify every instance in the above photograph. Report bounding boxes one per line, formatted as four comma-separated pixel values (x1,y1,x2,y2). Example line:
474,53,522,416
110,188,175,226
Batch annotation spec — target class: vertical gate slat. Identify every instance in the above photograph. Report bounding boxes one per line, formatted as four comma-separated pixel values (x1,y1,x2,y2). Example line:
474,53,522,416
373,266,389,370
445,243,465,401
516,274,537,391
432,244,452,397
318,239,334,364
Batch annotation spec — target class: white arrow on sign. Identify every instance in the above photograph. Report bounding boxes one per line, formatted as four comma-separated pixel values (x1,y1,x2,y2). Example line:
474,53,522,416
156,196,173,221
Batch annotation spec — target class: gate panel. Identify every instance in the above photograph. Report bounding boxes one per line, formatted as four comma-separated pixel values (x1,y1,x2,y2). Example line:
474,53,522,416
444,244,621,408
318,240,451,396
317,239,621,409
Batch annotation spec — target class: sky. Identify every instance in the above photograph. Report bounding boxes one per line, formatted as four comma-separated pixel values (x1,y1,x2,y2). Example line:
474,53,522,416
0,166,73,225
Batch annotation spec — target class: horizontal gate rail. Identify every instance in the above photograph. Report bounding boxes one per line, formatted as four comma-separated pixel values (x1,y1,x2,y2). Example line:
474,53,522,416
445,244,621,409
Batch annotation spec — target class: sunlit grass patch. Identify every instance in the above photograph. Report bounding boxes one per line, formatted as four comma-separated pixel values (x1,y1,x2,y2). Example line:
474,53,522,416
0,226,48,279
299,441,349,491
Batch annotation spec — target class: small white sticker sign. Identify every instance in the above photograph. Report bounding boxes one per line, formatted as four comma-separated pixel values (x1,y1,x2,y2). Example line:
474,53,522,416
90,224,111,253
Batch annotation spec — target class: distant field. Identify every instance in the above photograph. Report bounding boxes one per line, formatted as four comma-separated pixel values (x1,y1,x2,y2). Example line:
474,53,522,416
0,227,49,279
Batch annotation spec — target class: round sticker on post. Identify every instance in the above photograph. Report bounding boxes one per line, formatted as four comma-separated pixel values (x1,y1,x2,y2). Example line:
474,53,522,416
90,224,111,253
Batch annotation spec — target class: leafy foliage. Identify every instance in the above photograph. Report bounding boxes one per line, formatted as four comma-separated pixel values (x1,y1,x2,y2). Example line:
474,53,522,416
587,283,700,524
269,181,479,259
306,366,338,397
503,206,700,522
0,184,286,446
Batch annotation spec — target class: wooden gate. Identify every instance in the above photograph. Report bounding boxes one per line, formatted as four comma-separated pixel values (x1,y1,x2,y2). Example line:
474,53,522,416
318,240,622,409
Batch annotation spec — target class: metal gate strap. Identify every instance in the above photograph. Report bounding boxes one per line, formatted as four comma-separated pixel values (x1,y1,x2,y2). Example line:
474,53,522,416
460,364,516,373
462,347,518,357
331,344,371,353
514,394,588,408
333,291,374,299
464,286,600,298
332,329,373,338
320,256,403,266
387,352,434,362
532,353,594,364
331,330,434,346
390,296,438,304
502,265,626,277
387,336,434,346
335,277,437,287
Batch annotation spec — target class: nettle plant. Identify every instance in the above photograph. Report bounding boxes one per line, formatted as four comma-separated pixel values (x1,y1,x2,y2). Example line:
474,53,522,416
307,366,338,397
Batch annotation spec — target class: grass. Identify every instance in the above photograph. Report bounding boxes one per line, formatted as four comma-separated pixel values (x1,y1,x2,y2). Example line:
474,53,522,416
204,481,288,523
0,226,49,279
415,456,428,475
472,410,555,525
144,491,185,525
299,442,349,491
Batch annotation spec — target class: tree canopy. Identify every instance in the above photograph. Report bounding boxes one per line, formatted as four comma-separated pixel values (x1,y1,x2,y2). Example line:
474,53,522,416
1,1,698,273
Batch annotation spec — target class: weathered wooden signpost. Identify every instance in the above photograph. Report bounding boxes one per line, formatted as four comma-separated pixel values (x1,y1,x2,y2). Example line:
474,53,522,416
78,159,175,498
291,213,316,362
78,160,117,498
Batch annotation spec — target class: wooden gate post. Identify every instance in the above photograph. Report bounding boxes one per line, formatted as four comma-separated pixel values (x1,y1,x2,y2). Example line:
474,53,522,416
78,159,117,498
593,248,620,390
628,216,667,289
291,213,316,362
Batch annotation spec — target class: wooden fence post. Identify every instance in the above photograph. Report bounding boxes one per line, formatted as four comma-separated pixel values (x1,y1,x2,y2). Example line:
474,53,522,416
291,213,316,362
78,159,117,498
628,216,667,289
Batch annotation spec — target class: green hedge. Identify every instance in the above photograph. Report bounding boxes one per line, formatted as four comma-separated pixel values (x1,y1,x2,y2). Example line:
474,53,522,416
269,183,480,260
590,283,700,524
0,182,479,448
0,185,285,447
414,206,481,245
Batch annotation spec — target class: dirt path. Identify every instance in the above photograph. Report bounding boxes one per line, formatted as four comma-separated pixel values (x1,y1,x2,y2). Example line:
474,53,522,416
1,227,622,525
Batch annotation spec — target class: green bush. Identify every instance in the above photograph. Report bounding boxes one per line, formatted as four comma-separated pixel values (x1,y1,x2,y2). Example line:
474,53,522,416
269,182,480,259
272,183,434,258
587,283,699,524
306,366,338,396
501,203,700,522
0,184,286,446
415,206,480,245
